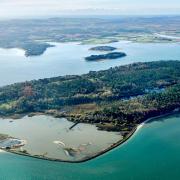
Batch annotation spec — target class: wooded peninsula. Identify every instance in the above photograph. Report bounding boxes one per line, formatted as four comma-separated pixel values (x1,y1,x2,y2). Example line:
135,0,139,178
0,61,179,135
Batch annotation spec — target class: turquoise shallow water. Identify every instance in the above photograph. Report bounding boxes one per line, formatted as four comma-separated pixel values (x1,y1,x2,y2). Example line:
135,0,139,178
0,114,180,180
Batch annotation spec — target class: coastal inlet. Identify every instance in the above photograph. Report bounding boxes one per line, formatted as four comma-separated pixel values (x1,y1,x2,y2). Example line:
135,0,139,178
0,115,122,161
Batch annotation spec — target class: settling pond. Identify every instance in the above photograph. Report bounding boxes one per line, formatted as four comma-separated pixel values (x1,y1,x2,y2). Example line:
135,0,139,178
0,115,122,161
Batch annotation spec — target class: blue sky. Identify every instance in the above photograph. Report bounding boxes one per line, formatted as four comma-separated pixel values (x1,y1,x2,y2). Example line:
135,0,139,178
0,0,179,19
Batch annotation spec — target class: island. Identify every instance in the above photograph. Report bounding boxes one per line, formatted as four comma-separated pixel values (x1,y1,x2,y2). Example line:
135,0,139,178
89,46,117,52
85,52,127,61
0,60,179,162
24,43,55,57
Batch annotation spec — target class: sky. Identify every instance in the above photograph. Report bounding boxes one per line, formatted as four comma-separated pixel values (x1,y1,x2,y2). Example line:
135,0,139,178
0,0,180,19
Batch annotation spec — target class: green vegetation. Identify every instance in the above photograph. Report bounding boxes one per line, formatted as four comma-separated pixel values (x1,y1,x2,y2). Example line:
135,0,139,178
24,43,54,57
0,61,179,133
89,46,117,51
85,52,126,61
0,134,8,141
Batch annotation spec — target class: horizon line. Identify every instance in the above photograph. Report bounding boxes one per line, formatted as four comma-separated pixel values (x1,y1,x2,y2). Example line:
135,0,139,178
0,14,180,21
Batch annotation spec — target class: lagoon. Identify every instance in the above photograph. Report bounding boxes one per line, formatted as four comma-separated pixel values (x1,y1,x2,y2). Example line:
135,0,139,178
0,115,121,161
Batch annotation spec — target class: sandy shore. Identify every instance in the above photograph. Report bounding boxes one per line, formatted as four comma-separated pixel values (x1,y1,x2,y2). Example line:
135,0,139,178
134,111,178,137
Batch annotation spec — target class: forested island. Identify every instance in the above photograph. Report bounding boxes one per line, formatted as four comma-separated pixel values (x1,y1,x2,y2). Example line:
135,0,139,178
24,43,54,57
89,46,117,52
85,52,126,61
0,61,179,134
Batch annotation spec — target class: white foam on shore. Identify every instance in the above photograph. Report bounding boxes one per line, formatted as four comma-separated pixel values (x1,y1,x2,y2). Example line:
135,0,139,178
132,123,145,137
136,123,144,132
0,149,5,153
134,112,175,136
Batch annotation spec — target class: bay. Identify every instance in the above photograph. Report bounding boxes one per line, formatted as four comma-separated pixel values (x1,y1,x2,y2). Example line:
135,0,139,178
0,41,179,86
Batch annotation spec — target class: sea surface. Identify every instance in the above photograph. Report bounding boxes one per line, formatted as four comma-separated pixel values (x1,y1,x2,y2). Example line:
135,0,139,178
0,114,180,180
0,41,179,86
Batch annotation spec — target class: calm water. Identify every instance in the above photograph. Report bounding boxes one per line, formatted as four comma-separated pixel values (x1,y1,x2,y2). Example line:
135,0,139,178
0,41,179,86
0,114,180,180
0,115,121,161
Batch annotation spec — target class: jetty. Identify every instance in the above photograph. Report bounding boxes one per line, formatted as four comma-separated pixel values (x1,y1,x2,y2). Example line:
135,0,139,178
69,122,79,130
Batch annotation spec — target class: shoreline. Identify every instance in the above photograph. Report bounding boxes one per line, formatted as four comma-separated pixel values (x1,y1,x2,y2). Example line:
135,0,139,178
1,111,178,163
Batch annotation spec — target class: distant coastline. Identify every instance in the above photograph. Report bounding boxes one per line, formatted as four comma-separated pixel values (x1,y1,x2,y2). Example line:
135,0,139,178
89,46,117,52
154,33,180,40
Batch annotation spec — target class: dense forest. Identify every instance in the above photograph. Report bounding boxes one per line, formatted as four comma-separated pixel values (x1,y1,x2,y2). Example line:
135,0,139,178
0,61,179,133
85,52,126,61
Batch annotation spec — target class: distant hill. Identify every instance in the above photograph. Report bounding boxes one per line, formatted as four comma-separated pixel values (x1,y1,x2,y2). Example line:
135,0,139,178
0,16,179,56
